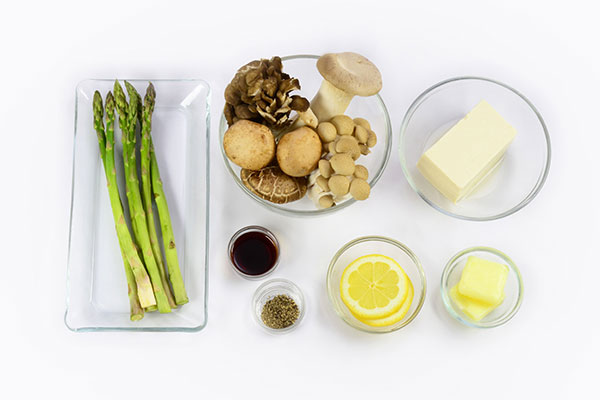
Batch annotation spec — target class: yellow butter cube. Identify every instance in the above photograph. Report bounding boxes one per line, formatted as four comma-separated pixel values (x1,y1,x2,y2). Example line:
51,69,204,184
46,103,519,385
449,285,504,321
458,256,508,304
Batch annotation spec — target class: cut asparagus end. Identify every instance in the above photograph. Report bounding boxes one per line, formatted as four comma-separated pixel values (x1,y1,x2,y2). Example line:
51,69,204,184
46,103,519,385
135,278,157,308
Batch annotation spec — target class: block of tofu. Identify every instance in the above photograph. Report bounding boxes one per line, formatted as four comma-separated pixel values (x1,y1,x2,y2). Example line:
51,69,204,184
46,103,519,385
417,100,517,203
457,256,508,305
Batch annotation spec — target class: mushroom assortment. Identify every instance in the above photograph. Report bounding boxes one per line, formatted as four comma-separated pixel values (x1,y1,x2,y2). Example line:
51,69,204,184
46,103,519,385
222,52,382,209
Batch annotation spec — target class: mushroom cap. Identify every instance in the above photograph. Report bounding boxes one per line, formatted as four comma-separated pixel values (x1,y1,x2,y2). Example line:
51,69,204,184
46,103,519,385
223,120,275,171
316,52,382,96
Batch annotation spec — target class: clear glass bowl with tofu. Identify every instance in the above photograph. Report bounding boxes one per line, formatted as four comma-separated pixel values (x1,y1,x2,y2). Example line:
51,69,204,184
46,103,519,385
399,77,551,221
219,54,392,217
441,246,524,328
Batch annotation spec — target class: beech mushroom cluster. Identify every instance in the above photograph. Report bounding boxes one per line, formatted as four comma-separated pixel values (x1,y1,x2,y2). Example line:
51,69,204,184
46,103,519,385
308,114,378,208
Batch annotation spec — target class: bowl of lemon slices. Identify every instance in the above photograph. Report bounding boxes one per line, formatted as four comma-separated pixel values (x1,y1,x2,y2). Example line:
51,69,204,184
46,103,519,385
326,236,427,333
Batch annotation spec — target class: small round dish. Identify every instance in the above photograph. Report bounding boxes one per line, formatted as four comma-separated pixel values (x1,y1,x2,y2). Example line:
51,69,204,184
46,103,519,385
326,236,427,333
228,226,280,280
252,279,306,334
220,54,392,217
441,246,523,328
399,77,551,221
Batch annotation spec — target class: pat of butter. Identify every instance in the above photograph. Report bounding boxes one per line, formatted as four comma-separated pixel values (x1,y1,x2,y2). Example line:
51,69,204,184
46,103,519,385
450,285,504,321
417,100,517,203
458,256,508,305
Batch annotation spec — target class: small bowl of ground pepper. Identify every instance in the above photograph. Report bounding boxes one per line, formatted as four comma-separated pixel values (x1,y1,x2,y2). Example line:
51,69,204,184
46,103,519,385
252,279,305,334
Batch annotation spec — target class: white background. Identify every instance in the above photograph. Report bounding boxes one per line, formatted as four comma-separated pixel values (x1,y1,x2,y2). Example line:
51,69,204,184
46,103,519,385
2,0,599,398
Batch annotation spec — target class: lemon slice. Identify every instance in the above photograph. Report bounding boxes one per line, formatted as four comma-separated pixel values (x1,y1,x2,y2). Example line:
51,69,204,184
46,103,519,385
340,254,409,319
355,278,414,327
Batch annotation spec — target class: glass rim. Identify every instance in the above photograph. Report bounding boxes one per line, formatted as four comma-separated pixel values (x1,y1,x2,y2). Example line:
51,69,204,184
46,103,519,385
252,278,306,334
398,76,552,222
219,54,393,217
326,236,427,333
227,225,280,280
440,246,524,329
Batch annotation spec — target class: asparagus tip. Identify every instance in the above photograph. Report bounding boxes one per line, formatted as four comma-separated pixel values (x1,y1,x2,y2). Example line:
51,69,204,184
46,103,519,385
105,91,115,114
144,82,156,113
124,80,137,97
93,91,104,124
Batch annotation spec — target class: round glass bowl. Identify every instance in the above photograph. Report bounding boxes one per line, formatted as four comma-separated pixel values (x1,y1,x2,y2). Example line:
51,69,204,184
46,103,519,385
252,279,306,334
399,77,551,221
228,226,280,280
220,54,392,217
326,236,427,333
441,247,523,328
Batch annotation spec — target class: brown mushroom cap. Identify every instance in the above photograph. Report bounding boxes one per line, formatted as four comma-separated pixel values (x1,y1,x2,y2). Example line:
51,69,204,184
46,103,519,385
276,127,322,177
316,52,382,96
223,120,275,171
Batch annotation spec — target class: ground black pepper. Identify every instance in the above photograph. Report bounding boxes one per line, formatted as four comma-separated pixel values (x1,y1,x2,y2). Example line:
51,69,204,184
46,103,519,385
261,294,300,329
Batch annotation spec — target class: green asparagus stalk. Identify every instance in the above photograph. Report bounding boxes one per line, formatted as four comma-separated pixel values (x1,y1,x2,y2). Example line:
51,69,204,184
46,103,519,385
113,84,158,314
119,250,144,320
105,93,145,320
151,142,189,305
114,80,171,313
93,91,155,314
130,82,177,309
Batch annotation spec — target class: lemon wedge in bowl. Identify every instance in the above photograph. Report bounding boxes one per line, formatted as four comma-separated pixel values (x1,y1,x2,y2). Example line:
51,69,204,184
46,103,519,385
340,254,409,319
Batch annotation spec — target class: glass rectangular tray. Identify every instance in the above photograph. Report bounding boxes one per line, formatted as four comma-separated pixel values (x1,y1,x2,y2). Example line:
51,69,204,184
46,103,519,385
65,79,210,332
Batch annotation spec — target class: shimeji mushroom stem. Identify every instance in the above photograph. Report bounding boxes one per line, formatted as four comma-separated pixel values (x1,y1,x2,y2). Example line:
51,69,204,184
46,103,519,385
310,80,355,122
290,107,319,131
296,107,319,128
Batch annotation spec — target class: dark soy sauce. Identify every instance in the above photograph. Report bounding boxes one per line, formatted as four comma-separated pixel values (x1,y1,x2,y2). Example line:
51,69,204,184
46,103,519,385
230,231,278,276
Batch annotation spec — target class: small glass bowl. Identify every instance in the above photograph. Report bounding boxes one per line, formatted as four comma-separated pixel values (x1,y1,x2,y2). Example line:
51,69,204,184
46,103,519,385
220,54,392,217
326,236,427,333
228,226,280,280
441,246,524,328
252,279,306,334
399,77,551,221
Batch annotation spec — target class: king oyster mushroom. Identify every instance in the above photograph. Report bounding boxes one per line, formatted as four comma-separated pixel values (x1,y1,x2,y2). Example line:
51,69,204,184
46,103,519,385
310,52,382,122
241,166,308,204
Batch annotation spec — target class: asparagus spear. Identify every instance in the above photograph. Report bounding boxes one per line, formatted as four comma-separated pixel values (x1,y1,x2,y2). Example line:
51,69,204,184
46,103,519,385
130,81,187,305
113,84,158,314
105,93,145,320
92,91,155,314
130,82,177,309
114,81,171,313
151,142,189,305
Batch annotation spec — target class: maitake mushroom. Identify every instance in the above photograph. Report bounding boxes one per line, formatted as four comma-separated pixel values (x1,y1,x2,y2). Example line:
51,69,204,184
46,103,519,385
310,52,382,122
224,56,312,131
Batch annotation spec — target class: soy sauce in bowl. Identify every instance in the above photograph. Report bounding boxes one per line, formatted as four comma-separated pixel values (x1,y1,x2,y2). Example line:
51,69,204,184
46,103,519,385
228,226,280,279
